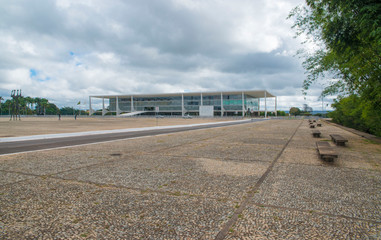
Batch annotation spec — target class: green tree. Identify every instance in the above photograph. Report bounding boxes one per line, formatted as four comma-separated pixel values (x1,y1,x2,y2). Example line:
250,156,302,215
45,103,59,115
2,99,12,115
24,96,34,114
329,95,381,136
34,98,52,115
18,97,26,115
0,96,3,115
34,97,42,115
60,107,75,115
41,98,48,115
289,107,301,116
289,0,381,136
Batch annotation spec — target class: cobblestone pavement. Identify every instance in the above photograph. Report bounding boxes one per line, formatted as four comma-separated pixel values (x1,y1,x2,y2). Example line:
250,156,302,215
0,119,380,239
0,116,236,137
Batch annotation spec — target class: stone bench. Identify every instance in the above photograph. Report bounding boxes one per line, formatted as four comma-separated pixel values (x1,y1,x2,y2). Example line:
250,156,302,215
317,123,322,127
309,124,315,128
312,130,321,138
316,141,338,162
330,134,348,146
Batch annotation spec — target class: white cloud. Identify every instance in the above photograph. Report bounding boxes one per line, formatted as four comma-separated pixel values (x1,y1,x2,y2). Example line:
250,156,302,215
0,0,331,111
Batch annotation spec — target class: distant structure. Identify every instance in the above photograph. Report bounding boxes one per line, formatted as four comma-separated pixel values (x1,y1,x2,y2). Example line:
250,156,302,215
89,90,277,117
10,89,22,121
303,104,313,113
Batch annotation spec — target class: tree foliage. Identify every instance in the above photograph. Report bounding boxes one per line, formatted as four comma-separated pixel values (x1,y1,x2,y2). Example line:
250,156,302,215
289,107,301,116
289,0,381,94
289,0,381,136
328,95,381,136
0,95,61,115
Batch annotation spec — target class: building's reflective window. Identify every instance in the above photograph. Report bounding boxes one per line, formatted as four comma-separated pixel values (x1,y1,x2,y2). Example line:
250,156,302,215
106,93,261,115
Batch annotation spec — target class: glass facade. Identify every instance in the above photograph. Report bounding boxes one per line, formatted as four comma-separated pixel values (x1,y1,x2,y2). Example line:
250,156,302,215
110,96,183,112
107,93,260,116
90,91,276,116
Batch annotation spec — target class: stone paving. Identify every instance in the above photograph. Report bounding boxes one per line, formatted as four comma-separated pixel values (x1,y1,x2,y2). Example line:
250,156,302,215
0,119,380,239
0,116,235,137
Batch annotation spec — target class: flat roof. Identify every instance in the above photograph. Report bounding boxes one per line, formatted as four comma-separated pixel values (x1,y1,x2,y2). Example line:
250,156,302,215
90,90,275,99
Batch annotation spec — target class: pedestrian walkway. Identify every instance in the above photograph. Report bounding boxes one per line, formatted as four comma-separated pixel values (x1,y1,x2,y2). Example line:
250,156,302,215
0,119,379,239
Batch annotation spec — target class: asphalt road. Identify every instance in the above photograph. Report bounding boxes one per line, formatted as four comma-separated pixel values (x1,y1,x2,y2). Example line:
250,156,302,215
0,119,264,155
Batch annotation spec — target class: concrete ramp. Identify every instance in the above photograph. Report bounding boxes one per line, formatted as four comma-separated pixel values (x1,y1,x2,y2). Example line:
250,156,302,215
118,111,146,117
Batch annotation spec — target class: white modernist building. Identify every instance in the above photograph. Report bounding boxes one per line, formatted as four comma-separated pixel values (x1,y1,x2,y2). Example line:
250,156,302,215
89,90,277,117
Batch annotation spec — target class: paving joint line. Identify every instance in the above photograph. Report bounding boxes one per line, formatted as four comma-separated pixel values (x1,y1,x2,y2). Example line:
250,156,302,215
147,133,230,154
250,202,381,224
47,157,128,178
45,175,237,202
214,120,303,240
0,169,44,187
146,153,274,164
277,160,378,172
0,155,126,186
0,169,237,203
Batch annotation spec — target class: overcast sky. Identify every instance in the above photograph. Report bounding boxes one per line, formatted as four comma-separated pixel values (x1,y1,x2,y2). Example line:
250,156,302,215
0,0,334,111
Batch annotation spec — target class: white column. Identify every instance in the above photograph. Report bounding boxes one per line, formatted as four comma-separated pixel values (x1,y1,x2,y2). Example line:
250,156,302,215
242,92,245,117
199,93,203,117
275,96,277,117
258,98,260,116
102,97,105,116
131,96,134,112
116,96,119,116
265,91,267,118
221,92,224,117
181,93,184,117
89,96,92,116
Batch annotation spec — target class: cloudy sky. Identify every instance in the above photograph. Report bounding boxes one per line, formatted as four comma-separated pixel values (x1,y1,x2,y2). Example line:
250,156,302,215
0,0,334,111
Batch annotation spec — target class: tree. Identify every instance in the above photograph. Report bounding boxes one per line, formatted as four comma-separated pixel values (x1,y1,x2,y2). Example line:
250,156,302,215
289,107,301,116
41,98,49,115
2,99,13,115
24,96,34,114
0,96,3,115
45,103,59,115
289,0,380,95
60,107,75,115
18,97,26,115
34,98,57,115
289,0,381,136
328,95,381,136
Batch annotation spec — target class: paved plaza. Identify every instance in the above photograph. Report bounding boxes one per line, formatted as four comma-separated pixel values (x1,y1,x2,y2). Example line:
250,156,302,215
0,119,380,239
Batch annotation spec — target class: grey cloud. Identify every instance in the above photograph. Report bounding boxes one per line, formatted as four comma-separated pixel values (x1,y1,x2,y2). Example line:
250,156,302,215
220,52,300,74
0,0,322,110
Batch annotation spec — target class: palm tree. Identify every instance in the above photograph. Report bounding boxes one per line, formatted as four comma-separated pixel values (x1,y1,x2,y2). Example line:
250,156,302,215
25,96,33,115
18,97,26,115
41,98,49,115
34,97,42,115
30,97,37,114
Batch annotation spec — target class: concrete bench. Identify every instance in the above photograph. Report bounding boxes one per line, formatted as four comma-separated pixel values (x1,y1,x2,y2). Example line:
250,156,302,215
309,124,315,128
330,134,348,146
312,130,321,138
316,141,338,162
317,123,322,127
